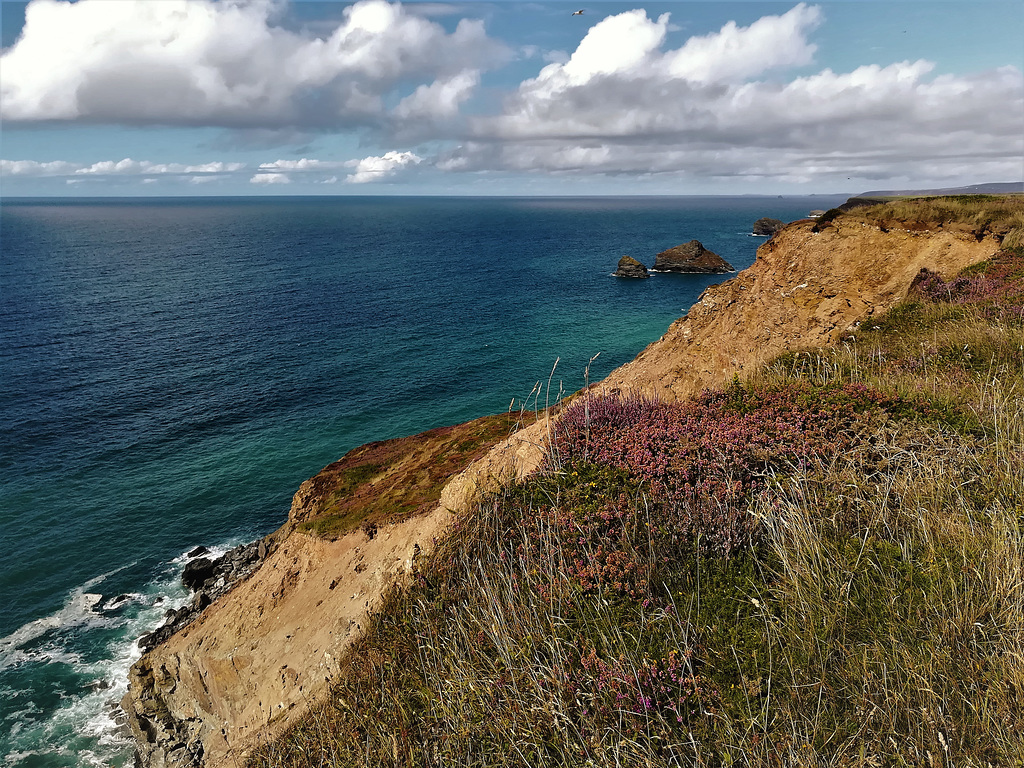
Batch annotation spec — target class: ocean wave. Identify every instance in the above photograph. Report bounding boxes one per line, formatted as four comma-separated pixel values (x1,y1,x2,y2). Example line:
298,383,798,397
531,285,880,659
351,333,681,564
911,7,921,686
0,540,253,766
0,591,105,673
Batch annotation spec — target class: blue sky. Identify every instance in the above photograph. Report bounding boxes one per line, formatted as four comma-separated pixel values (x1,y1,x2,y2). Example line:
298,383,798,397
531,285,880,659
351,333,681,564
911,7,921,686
1,0,1022,196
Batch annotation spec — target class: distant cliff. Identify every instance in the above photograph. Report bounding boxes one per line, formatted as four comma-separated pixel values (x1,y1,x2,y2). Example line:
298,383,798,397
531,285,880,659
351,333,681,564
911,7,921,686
122,204,1005,767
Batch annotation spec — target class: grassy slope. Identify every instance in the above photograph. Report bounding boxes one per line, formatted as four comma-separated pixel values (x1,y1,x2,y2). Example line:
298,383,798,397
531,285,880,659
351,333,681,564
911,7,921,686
292,411,536,539
252,199,1024,767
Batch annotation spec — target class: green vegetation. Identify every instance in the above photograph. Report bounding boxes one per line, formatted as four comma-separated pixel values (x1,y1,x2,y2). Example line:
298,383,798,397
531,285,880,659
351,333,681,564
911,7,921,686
251,208,1024,766
822,194,1024,247
863,194,1024,236
297,411,534,539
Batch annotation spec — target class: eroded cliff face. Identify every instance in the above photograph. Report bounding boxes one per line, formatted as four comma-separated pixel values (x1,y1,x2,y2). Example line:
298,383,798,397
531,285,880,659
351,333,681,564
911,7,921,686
122,217,1003,767
124,509,452,767
600,218,1001,399
122,416,548,768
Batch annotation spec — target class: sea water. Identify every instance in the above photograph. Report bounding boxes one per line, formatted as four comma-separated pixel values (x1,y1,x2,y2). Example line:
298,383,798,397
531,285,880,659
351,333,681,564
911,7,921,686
0,194,846,765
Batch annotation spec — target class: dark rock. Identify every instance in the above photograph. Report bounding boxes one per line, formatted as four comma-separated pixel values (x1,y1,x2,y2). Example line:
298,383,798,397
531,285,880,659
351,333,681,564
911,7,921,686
181,558,216,592
613,255,649,278
752,217,785,237
652,241,734,274
186,546,209,558
138,538,274,654
106,593,133,609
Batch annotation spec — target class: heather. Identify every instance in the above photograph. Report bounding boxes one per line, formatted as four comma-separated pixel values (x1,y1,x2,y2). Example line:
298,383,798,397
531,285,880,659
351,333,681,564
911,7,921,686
252,244,1023,766
910,249,1024,322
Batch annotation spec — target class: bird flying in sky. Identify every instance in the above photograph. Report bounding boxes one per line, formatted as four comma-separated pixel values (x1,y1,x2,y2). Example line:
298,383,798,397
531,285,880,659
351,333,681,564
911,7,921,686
571,9,584,15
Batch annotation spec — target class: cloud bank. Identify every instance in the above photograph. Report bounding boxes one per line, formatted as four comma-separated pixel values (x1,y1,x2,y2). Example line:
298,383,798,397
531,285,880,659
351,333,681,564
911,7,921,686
1,157,244,177
445,4,1023,183
2,1,1021,189
0,0,505,128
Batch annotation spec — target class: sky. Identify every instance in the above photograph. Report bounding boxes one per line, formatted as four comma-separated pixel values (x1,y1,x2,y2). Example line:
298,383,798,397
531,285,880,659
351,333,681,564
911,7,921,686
1,0,1022,196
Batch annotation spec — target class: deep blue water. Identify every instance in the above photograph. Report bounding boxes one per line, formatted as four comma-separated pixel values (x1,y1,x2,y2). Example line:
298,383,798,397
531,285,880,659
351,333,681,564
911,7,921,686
0,194,846,765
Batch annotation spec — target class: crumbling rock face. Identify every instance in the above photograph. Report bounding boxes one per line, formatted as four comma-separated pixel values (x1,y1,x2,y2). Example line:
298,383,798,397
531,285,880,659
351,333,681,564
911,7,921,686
121,501,464,767
124,657,205,768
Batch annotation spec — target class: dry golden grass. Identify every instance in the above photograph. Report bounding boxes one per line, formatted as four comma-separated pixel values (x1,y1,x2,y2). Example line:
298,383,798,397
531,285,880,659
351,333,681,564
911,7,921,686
250,228,1024,768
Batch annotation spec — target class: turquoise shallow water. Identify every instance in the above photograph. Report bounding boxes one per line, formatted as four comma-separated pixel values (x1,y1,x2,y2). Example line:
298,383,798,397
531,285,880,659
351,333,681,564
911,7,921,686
0,194,846,765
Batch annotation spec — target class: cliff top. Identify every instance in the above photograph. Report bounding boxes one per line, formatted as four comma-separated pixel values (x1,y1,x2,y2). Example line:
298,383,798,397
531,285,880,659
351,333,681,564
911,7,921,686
290,411,535,540
256,219,1023,765
125,195,1023,768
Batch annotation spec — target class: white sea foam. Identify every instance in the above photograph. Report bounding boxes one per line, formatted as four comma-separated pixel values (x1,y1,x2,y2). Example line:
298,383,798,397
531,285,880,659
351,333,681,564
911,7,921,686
0,591,105,673
0,539,258,765
0,565,186,763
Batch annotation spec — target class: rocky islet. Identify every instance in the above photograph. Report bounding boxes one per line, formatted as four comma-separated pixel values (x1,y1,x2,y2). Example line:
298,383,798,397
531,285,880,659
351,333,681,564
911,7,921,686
613,255,649,278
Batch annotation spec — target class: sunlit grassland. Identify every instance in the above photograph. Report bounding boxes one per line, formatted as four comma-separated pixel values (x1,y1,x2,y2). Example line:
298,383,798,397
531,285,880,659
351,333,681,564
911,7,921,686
250,208,1024,767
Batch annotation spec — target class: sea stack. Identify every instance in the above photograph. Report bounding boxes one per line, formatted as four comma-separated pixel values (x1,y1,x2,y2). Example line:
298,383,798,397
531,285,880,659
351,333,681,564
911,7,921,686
613,255,649,278
752,217,785,237
652,240,734,274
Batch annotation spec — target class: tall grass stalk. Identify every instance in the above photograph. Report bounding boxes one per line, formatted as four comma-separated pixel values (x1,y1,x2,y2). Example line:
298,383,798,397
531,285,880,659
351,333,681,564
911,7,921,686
252,243,1023,768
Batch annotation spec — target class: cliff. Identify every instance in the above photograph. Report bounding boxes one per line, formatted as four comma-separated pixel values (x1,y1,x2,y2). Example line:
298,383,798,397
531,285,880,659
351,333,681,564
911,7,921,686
601,216,1002,399
122,208,1005,767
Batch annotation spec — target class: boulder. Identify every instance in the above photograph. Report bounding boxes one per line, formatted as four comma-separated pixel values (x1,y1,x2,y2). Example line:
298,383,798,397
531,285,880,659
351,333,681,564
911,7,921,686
613,255,649,278
139,540,273,653
181,557,216,592
652,241,734,274
752,217,785,237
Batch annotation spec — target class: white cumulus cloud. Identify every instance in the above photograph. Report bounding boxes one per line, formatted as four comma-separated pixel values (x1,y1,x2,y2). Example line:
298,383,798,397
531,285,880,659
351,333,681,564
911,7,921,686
250,172,291,185
394,70,480,121
1,158,78,176
345,150,422,183
1,0,506,127
257,158,335,172
663,4,821,84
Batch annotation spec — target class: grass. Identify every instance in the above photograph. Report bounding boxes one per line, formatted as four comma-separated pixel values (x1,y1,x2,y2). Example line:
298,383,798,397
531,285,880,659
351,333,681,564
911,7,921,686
250,205,1024,767
294,411,535,539
811,194,1024,245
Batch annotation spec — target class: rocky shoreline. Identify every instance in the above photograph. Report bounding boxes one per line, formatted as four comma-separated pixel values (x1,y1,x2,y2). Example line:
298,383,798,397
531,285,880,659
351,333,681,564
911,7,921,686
139,540,274,653
123,539,276,768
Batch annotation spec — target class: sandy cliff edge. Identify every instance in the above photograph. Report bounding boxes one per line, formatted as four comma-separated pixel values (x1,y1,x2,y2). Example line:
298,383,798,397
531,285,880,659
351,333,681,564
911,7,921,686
122,217,1002,767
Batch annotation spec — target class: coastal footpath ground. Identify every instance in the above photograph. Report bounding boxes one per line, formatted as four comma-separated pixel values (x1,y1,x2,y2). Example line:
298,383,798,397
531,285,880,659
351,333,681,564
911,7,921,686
123,197,1022,767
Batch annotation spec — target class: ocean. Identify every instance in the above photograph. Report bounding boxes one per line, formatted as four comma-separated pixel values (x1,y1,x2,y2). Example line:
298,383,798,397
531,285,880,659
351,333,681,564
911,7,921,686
0,194,847,765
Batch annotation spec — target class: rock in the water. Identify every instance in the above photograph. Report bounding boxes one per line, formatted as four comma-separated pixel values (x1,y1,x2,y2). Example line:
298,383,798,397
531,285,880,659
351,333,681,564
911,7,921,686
652,241,734,274
139,539,273,653
752,217,785,237
613,255,649,278
181,557,216,592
